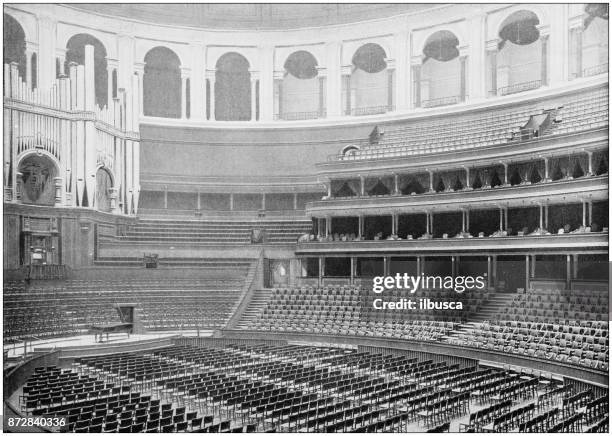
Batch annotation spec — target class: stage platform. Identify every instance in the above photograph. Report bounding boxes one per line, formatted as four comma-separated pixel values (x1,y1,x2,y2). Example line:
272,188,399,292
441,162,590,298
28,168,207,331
4,330,214,359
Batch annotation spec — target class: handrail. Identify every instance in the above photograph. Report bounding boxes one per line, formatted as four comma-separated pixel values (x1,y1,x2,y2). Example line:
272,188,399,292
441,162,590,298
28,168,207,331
583,63,608,78
275,110,326,121
421,95,463,108
498,80,542,96
348,105,394,116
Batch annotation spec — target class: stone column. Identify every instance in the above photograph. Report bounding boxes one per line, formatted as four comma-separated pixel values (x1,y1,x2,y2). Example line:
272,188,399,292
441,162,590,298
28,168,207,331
250,71,259,121
273,70,284,120
569,19,584,79
134,62,145,116
467,10,486,100
56,48,66,77
15,172,23,202
341,65,352,116
110,187,120,214
25,47,34,89
538,27,550,86
386,59,395,111
325,41,342,118
54,177,63,206
393,30,410,111
486,39,498,97
180,67,190,119
411,56,422,108
190,42,206,121
459,47,468,102
206,70,216,121
317,68,327,118
36,15,56,90
106,58,118,108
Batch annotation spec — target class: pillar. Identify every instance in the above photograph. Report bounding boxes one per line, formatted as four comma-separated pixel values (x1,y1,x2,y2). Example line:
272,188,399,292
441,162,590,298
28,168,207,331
499,207,503,231
411,59,421,108
273,70,284,119
54,177,63,206
391,213,397,235
318,69,327,117
25,47,33,89
566,255,571,289
543,157,550,181
325,41,342,117
467,10,486,100
250,72,259,121
359,176,365,196
459,50,468,102
544,204,549,230
110,187,119,214
341,66,352,116
206,71,216,121
180,67,190,119
525,255,530,291
325,216,331,237
464,167,471,190
319,257,324,287
586,151,593,176
582,200,587,227
417,257,422,277
503,163,509,186
539,204,544,229
261,193,266,210
293,193,298,210
427,170,434,193
134,62,145,116
37,15,56,90
350,257,355,285
358,215,364,239
393,30,410,111
56,48,66,77
15,172,23,202
461,210,466,233
548,5,569,85
487,256,492,288
393,173,400,195
486,40,498,97
163,187,168,209
229,193,234,210
190,43,206,121
539,30,550,86
386,59,395,111
570,22,584,79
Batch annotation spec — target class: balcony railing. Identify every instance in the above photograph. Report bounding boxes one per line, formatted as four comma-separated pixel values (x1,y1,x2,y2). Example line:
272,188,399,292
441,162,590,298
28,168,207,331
421,95,463,108
348,105,394,116
498,80,542,96
275,110,326,121
583,63,608,78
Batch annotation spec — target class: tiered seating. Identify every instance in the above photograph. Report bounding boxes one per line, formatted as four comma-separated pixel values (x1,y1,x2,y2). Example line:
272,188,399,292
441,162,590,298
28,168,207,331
338,85,608,160
241,285,487,338
100,218,312,247
3,278,245,341
498,287,608,323
447,321,608,370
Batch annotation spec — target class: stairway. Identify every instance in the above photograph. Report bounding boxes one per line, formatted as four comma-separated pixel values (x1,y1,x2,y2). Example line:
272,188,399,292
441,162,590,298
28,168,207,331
468,292,517,322
235,289,272,329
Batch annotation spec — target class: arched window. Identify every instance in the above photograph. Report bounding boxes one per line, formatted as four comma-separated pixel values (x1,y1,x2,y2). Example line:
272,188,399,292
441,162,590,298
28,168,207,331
277,51,321,120
496,10,543,95
348,43,390,115
420,30,463,107
215,53,251,121
580,4,609,77
95,168,113,212
66,34,108,107
18,154,58,206
3,13,27,78
143,46,181,118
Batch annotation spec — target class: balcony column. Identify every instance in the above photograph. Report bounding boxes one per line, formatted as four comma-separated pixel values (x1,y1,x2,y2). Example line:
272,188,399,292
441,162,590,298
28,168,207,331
359,176,365,196
293,192,298,210
464,167,471,190
180,67,191,119
358,215,364,239
566,255,571,289
206,70,216,121
341,65,352,116
261,193,266,211
466,209,470,233
325,216,331,238
350,257,355,285
498,207,503,231
486,39,498,97
586,151,593,176
250,71,259,121
317,67,327,118
525,255,530,291
461,209,466,233
229,193,234,211
538,26,550,86
15,172,23,203
503,162,509,186
544,204,549,230
325,41,342,117
319,257,324,287
163,186,168,209
427,170,434,193
543,157,550,181
467,10,486,101
56,48,66,77
273,70,284,120
393,173,400,195
391,213,398,235
539,203,544,229
582,200,587,227
504,206,508,231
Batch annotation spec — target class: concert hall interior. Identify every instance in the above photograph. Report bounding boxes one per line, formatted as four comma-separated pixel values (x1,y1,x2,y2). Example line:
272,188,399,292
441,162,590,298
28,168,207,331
2,2,609,434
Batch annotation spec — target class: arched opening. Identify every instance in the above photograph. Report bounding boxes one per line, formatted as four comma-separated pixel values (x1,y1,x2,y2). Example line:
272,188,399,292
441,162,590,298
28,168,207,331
66,34,108,107
420,30,463,107
3,13,27,78
277,51,321,120
496,10,543,95
95,168,113,212
580,4,609,77
348,43,390,115
143,46,181,118
18,154,58,206
215,53,251,121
